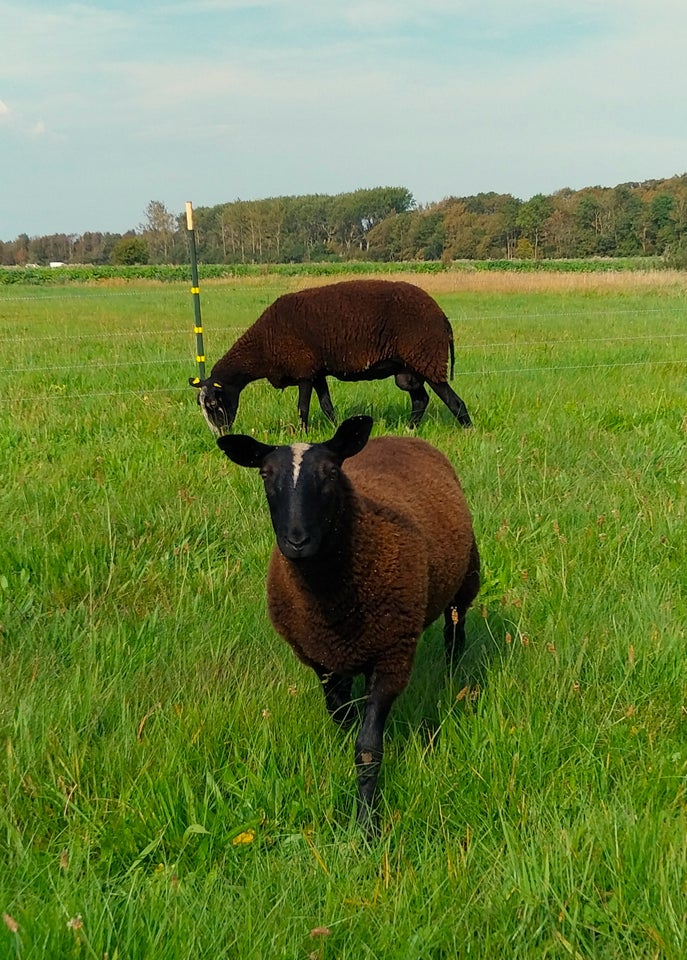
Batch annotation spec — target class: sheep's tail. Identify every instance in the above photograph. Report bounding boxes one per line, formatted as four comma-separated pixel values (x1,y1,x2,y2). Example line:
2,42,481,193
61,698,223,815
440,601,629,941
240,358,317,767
445,318,455,380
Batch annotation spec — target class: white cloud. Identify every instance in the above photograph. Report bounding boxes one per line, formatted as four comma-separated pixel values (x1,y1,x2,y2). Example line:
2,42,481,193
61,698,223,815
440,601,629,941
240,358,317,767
0,98,10,120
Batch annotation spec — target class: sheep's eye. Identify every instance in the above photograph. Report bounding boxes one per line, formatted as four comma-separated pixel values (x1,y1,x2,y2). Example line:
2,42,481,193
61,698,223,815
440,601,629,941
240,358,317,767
327,465,340,480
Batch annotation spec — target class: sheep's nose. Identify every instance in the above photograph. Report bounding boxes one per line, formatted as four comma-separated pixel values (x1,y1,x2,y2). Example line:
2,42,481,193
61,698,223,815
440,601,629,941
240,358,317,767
286,534,311,553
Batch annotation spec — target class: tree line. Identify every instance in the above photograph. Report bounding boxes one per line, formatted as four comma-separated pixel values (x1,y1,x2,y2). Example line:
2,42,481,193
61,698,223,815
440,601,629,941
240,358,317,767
2,177,687,268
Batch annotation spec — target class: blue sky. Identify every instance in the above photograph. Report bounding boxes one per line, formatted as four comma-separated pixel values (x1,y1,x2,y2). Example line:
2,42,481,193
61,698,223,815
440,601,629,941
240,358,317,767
2,0,687,240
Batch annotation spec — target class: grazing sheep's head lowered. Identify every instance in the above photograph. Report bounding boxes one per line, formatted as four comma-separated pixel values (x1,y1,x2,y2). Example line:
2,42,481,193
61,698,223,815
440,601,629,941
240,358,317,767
188,376,245,436
217,415,373,560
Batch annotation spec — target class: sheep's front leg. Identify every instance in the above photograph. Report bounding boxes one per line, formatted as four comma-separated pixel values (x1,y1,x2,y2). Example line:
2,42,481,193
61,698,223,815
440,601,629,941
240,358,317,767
313,374,337,425
394,373,429,428
313,666,357,728
355,681,397,836
297,379,313,431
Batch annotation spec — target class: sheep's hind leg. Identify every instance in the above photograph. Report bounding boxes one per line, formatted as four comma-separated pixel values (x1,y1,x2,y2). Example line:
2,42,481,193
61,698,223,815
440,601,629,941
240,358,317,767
427,379,472,427
314,667,357,728
443,605,467,667
443,538,481,668
313,374,337,425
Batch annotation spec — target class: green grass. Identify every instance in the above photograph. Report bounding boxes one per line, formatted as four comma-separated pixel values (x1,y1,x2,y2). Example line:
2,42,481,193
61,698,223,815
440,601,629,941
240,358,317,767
1,274,686,958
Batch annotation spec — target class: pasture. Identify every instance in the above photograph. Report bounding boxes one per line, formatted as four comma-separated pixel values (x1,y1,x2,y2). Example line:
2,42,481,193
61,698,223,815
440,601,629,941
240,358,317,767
1,271,686,958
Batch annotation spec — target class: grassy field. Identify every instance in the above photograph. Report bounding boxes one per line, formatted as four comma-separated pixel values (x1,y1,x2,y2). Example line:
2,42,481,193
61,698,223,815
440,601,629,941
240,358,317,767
1,271,686,958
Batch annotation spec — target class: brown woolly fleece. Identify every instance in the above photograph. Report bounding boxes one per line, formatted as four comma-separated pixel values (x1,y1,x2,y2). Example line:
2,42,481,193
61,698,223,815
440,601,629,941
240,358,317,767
211,279,454,387
265,435,479,697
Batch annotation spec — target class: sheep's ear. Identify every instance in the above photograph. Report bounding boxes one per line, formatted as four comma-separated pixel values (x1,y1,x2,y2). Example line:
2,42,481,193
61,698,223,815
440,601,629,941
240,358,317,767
325,415,373,462
217,434,275,468
189,376,203,389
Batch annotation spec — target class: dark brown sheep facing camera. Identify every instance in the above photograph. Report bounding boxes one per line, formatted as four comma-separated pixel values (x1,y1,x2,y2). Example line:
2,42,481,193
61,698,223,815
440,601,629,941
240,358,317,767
217,415,480,835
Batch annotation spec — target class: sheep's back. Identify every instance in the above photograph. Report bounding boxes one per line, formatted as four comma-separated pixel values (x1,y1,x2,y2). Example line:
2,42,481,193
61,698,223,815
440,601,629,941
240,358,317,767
345,436,475,626
252,280,452,382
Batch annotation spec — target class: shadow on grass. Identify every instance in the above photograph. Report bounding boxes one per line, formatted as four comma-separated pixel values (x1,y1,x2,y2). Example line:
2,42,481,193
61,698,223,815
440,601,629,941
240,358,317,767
386,606,511,740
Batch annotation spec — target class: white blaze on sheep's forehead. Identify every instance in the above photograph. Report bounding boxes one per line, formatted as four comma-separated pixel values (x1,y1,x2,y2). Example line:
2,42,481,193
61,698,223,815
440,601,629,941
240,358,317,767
291,443,312,488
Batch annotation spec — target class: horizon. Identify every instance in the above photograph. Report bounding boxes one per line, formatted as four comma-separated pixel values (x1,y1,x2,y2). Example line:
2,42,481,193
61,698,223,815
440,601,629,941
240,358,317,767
3,171,687,244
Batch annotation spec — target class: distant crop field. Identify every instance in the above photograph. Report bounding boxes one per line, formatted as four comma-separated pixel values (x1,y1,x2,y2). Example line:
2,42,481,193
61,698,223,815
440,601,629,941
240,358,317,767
1,272,686,958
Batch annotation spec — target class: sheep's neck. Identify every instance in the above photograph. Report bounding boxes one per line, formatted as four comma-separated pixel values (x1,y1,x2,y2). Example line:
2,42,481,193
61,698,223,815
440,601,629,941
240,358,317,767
292,494,357,592
291,521,361,640
214,336,266,382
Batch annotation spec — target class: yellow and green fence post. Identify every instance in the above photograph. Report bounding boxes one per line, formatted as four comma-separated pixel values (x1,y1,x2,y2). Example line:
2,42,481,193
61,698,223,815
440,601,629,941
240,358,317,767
186,201,206,381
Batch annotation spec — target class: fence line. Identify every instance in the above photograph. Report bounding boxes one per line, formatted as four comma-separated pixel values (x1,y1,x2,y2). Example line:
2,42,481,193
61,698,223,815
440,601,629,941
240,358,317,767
9,358,188,374
0,329,193,343
0,304,678,325
2,329,687,351
1,357,685,404
0,292,150,303
0,386,189,402
0,285,680,316
4,337,687,377
0,300,680,329
0,331,687,377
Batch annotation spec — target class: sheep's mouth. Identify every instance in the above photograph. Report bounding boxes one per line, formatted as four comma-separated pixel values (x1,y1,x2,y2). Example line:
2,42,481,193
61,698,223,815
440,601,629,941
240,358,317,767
277,536,321,561
206,422,230,438
200,406,227,438
198,389,232,437
203,409,231,437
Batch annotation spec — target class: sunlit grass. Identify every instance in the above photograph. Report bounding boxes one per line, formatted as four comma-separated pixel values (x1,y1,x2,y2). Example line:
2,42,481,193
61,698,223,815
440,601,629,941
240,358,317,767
1,274,686,957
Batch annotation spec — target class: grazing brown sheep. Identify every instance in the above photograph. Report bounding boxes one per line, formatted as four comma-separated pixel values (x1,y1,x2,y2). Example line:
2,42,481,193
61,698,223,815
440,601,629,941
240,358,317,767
191,279,472,433
217,415,480,834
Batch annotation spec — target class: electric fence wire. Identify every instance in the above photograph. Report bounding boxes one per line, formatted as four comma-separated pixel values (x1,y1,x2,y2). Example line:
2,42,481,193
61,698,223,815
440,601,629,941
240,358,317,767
2,329,687,349
2,294,685,401
0,356,685,404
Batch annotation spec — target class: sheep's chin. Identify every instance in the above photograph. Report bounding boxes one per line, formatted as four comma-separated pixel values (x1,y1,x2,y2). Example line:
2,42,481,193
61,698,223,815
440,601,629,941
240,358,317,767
278,542,320,561
205,420,226,439
199,400,228,438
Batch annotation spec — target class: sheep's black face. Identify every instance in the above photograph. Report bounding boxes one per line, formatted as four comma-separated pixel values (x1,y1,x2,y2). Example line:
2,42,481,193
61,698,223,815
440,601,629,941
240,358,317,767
259,444,346,560
217,416,374,561
189,377,240,436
